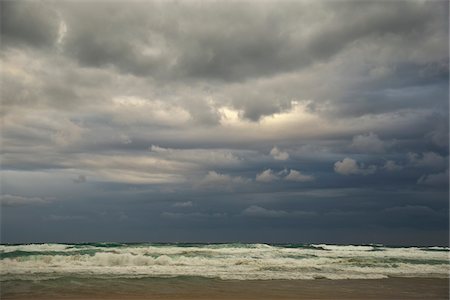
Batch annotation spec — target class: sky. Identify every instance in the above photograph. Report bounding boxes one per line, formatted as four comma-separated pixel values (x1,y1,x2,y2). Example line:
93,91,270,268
0,0,449,246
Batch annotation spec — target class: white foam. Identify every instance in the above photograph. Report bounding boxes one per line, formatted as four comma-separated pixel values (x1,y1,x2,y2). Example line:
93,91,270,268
0,243,71,253
1,244,448,281
312,244,375,251
425,246,450,251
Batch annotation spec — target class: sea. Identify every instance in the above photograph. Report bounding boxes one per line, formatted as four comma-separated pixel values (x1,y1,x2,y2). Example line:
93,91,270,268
1,243,449,281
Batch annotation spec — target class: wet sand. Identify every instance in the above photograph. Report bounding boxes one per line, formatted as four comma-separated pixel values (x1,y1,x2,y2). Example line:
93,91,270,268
1,277,449,299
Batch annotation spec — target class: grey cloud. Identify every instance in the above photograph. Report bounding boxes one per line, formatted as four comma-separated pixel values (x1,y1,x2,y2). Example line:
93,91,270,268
149,145,241,168
172,201,193,208
285,170,314,182
46,214,86,221
384,205,438,216
408,152,447,170
270,146,289,161
238,97,293,122
307,1,442,59
350,132,386,154
2,151,191,185
118,134,132,145
58,2,159,74
75,154,189,184
1,0,448,245
57,1,445,82
242,205,287,218
255,168,314,183
242,205,316,218
73,175,87,183
255,169,278,183
417,169,449,187
1,1,59,48
334,158,377,176
337,83,448,119
383,160,403,172
426,124,449,149
0,194,51,207
58,2,299,80
1,1,447,124
195,171,250,192
161,211,227,219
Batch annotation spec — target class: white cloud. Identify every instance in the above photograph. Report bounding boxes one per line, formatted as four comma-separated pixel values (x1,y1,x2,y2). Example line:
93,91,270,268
149,145,241,167
172,201,193,208
77,154,189,184
242,205,287,218
350,132,386,153
56,18,67,48
95,170,185,185
161,211,226,219
408,152,447,169
285,169,315,182
270,146,289,160
256,169,278,182
417,169,449,186
47,214,85,221
334,157,377,175
383,160,403,172
242,205,316,218
149,145,171,153
0,194,51,206
256,168,314,182
197,171,249,191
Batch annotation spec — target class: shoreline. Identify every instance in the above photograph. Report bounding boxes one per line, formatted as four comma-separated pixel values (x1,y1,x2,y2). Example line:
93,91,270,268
2,277,449,300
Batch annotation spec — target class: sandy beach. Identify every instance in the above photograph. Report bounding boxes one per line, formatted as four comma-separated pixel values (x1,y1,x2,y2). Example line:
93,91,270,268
1,277,449,300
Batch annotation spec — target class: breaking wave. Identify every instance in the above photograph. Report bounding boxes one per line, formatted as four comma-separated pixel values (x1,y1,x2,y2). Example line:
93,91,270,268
1,243,448,280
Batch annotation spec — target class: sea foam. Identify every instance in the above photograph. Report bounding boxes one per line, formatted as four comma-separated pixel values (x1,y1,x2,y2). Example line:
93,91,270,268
1,243,448,281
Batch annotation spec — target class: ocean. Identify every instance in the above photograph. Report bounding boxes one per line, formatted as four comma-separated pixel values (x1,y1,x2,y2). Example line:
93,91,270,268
1,243,449,281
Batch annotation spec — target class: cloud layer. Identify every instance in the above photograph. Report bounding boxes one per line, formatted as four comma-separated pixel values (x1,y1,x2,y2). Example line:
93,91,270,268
1,0,448,245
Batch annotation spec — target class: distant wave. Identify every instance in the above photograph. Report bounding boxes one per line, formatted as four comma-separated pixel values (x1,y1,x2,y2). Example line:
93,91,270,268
1,243,448,281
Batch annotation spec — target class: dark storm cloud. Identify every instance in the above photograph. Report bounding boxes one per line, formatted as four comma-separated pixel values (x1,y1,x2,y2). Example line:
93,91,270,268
1,0,448,245
0,1,59,48
58,1,303,80
321,64,449,119
56,1,446,83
